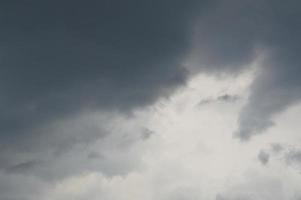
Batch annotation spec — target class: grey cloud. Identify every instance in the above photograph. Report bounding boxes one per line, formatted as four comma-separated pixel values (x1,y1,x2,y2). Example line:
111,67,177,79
216,194,252,200
258,144,301,171
190,0,301,140
0,0,212,183
285,149,301,167
0,112,150,181
217,94,240,102
0,1,209,194
271,143,284,154
140,128,155,140
198,98,213,105
0,112,109,175
256,144,284,165
1,0,301,199
162,187,200,200
237,60,301,139
258,150,270,165
198,94,240,106
216,175,286,200
0,172,47,200
0,0,210,141
5,160,42,175
87,152,104,160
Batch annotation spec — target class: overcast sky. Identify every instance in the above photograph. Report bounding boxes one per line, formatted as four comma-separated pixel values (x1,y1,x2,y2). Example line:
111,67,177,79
1,1,301,200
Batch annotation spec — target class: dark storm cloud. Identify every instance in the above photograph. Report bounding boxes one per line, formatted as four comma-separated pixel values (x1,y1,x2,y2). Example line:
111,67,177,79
0,0,301,199
190,0,301,140
0,0,211,180
0,2,217,192
0,0,210,140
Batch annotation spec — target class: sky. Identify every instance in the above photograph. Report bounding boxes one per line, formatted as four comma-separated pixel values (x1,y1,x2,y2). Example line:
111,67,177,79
0,0,301,199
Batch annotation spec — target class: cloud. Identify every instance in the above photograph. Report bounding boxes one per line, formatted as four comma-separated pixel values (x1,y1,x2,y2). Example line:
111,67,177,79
0,0,211,182
271,143,284,154
1,1,301,199
140,128,155,140
257,143,301,172
189,0,301,140
215,172,289,200
258,150,270,165
5,160,42,174
0,0,210,141
0,111,154,181
216,194,252,200
285,149,301,168
198,94,240,106
0,172,48,200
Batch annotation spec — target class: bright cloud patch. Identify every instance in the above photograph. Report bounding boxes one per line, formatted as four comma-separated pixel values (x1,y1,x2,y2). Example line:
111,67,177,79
37,71,301,200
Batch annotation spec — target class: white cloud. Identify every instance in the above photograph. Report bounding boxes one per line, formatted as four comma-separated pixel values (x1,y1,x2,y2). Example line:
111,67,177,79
40,71,301,200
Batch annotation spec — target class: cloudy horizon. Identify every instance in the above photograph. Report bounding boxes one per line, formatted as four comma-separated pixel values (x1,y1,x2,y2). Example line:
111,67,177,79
1,1,301,199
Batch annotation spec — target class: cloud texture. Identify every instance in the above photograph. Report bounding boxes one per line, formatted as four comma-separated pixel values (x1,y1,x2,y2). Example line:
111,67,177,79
190,0,301,139
1,0,301,199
